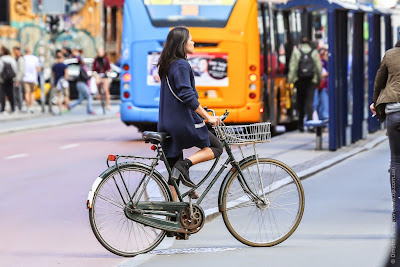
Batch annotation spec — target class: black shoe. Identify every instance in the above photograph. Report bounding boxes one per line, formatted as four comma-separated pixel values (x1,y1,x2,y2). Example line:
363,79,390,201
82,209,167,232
172,160,196,187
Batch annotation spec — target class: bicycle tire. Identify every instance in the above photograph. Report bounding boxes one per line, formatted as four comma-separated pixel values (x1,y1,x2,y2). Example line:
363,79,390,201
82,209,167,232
221,158,305,247
89,162,172,257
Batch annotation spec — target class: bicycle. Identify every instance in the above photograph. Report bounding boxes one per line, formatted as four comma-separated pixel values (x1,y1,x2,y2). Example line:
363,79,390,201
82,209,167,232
86,109,305,257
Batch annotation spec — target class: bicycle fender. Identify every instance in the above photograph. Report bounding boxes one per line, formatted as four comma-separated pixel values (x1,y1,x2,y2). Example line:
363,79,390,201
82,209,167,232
217,155,256,212
86,162,172,209
87,166,113,209
87,177,103,209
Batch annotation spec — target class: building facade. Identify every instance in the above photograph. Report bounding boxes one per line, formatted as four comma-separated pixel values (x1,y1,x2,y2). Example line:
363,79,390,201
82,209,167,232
0,0,122,62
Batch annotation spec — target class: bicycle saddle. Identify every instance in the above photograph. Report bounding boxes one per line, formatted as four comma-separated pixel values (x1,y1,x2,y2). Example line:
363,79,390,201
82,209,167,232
142,131,170,144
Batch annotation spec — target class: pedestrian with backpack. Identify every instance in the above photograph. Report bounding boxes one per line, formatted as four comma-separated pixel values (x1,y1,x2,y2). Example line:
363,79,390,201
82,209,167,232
288,36,322,131
69,57,95,115
0,46,17,114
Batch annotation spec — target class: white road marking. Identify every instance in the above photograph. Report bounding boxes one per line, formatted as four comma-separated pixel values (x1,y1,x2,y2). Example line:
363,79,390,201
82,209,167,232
59,144,80,150
4,153,29,160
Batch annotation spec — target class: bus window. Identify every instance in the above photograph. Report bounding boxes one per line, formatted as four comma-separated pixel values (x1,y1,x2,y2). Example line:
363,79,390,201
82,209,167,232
275,11,286,75
143,0,237,28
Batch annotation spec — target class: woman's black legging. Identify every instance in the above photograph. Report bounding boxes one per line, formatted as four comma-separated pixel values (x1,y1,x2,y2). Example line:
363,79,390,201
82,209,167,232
387,111,400,231
166,131,223,185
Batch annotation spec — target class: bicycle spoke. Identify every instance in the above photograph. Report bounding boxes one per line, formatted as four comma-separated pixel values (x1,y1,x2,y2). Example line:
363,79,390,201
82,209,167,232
97,194,125,209
222,159,304,246
90,164,170,256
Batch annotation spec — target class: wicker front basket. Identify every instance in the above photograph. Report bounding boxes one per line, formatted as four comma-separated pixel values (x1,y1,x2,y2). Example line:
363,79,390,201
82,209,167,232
213,122,271,145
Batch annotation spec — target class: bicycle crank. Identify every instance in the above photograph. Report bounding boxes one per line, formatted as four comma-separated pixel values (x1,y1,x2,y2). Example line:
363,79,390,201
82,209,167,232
180,204,205,234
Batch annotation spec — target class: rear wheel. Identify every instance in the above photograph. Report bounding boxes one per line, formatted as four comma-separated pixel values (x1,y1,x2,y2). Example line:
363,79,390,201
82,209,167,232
89,163,171,257
221,158,304,247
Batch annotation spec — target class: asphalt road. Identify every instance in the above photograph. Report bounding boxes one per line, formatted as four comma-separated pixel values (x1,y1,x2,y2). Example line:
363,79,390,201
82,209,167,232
0,119,148,266
126,141,393,267
0,119,392,267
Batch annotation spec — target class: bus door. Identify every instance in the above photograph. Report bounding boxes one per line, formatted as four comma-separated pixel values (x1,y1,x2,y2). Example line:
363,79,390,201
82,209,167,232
259,4,301,128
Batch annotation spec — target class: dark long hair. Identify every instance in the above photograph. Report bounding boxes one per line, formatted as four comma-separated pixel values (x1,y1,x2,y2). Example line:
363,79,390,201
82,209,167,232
157,27,189,77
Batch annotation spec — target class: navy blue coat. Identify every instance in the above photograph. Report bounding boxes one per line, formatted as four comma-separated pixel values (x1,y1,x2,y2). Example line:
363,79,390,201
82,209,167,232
158,59,210,157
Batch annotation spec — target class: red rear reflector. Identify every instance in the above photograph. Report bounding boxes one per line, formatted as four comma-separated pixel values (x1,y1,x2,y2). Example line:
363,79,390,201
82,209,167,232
108,155,116,161
250,65,257,72
128,106,132,110
151,145,156,151
123,91,130,98
249,93,256,99
123,64,130,71
123,73,132,82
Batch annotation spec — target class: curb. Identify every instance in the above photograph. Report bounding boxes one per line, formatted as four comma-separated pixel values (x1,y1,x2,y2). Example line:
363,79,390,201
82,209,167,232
203,134,388,222
0,115,118,135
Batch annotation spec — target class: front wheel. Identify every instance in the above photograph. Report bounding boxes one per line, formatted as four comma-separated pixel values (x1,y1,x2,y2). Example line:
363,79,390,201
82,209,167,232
89,163,172,257
221,158,305,247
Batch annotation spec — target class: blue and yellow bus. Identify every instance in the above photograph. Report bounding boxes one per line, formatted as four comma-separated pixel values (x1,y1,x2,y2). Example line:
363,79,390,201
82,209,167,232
119,0,302,132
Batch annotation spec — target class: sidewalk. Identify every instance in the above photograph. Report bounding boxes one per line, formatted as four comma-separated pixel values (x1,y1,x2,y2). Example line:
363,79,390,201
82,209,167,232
183,127,387,220
0,100,120,134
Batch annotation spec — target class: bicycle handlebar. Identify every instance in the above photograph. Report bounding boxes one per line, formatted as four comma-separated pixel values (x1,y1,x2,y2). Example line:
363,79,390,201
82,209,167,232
203,106,229,122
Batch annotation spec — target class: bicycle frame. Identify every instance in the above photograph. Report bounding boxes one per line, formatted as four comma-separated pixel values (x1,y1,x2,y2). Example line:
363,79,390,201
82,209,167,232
106,137,264,212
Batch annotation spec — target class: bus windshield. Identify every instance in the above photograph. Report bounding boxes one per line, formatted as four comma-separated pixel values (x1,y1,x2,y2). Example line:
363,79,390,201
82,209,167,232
143,0,237,28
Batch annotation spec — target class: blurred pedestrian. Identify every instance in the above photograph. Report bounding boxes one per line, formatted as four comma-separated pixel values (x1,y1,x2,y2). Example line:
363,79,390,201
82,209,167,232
71,48,81,58
69,57,95,115
313,48,329,121
52,51,70,114
92,48,111,110
288,36,322,131
370,41,400,267
61,47,71,58
0,46,17,114
22,47,40,113
12,46,25,112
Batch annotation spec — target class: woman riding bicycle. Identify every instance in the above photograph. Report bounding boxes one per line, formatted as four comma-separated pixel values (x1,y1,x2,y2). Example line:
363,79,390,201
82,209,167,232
92,48,112,110
157,27,223,197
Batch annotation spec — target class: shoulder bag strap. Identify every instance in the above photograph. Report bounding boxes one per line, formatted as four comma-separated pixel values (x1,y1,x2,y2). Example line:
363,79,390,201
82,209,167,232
166,75,183,103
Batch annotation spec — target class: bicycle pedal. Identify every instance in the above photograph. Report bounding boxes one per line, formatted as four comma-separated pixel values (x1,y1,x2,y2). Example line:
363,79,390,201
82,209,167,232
188,190,199,199
166,231,175,237
175,233,189,240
